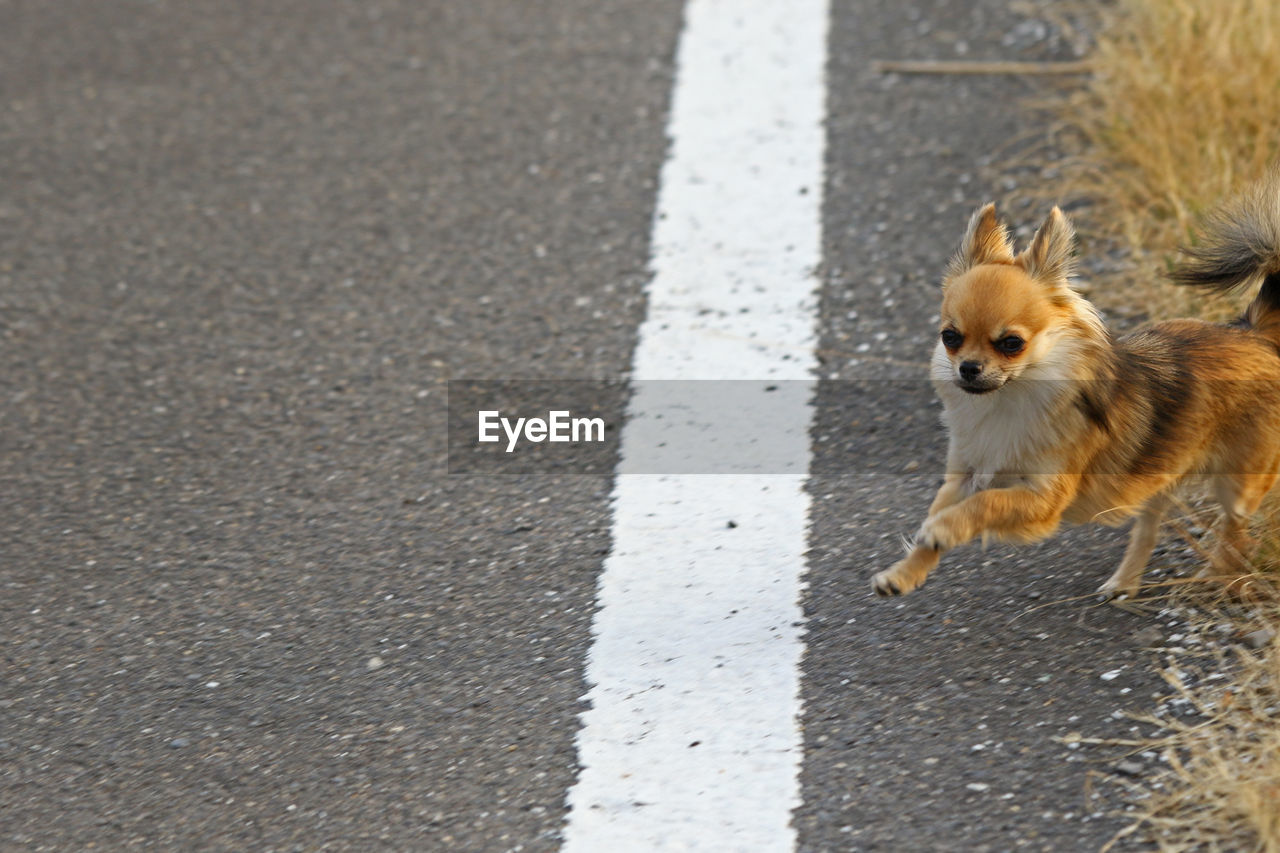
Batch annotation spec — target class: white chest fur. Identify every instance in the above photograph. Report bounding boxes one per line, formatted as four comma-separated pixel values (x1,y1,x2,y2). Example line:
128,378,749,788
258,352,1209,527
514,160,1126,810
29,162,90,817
931,343,1077,488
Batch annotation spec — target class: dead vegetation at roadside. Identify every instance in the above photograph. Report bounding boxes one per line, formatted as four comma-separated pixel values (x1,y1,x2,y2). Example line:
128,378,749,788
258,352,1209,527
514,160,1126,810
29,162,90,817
1069,491,1280,851
1021,0,1280,846
1040,0,1280,321
1096,587,1280,853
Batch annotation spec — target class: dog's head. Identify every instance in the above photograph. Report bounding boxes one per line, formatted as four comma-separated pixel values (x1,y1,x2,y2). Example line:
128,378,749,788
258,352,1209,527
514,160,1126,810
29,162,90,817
932,204,1098,394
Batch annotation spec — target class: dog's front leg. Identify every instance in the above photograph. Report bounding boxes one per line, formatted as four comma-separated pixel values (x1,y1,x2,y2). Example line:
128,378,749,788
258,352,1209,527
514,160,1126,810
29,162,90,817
873,476,1075,597
918,478,1074,551
871,475,967,597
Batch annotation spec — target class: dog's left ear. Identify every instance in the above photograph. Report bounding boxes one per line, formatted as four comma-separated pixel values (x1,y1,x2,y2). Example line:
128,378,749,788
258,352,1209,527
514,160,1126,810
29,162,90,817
1017,207,1076,283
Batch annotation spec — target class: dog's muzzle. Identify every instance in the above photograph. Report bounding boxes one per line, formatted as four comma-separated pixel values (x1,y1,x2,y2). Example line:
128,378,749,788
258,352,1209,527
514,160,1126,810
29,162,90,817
955,375,1004,394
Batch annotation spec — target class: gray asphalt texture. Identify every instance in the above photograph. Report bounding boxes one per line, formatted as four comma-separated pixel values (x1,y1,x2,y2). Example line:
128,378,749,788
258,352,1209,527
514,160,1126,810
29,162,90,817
3,1,679,848
2,0,1179,850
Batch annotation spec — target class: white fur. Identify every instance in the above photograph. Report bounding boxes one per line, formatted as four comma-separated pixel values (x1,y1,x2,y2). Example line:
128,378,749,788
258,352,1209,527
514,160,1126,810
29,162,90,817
932,333,1085,491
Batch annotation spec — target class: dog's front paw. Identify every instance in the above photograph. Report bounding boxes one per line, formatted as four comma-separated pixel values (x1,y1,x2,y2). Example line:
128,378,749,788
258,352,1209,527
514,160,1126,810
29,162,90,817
872,550,935,598
872,567,905,597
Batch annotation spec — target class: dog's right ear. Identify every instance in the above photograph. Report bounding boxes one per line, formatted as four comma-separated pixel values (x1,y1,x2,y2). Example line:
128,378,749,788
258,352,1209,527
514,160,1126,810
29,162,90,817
946,203,1014,278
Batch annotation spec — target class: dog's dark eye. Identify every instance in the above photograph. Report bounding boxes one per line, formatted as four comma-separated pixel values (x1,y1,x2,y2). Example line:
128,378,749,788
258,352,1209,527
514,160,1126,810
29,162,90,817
995,335,1025,355
940,329,963,350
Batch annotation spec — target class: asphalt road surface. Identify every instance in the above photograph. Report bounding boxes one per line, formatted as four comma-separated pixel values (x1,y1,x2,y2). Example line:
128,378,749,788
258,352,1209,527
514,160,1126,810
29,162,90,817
2,1,1178,850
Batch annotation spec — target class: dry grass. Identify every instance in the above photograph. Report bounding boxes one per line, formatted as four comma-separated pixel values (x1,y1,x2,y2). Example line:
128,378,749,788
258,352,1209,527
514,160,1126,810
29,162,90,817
1039,0,1280,319
1102,622,1280,853
1082,494,1280,851
1004,1,1280,846
1050,0,1280,835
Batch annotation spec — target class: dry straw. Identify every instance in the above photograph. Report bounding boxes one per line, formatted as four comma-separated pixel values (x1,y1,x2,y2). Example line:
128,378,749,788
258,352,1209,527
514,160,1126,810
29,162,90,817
1034,1,1280,845
1051,0,1280,317
1099,599,1280,853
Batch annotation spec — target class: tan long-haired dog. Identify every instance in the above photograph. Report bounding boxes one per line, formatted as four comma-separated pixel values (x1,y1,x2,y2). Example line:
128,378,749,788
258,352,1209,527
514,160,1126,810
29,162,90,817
873,179,1280,599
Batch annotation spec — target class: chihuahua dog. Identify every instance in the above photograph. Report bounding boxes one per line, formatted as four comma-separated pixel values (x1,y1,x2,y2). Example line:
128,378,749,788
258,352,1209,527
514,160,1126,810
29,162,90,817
873,180,1280,599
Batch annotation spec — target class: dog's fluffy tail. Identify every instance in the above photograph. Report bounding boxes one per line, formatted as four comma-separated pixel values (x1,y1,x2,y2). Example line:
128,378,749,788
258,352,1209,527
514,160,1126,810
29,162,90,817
1171,171,1280,342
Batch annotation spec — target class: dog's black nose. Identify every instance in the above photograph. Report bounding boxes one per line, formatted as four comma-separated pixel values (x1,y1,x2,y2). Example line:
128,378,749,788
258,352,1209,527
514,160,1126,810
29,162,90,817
958,361,982,382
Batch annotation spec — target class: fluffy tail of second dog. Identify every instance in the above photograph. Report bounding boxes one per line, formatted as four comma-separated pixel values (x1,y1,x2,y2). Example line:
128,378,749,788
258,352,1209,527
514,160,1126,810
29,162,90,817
1172,172,1280,344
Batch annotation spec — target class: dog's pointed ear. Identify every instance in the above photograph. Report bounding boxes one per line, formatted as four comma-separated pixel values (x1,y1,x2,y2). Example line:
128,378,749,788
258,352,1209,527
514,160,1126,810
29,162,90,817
1017,206,1076,283
947,203,1014,278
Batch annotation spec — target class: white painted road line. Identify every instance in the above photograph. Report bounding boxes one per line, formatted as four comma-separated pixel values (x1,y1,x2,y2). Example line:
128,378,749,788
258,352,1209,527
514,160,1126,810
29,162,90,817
562,0,828,849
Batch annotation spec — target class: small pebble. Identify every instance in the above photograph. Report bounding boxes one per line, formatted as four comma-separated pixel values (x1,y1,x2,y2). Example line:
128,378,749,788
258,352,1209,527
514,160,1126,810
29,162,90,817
367,656,385,671
1132,626,1163,647
1241,628,1275,650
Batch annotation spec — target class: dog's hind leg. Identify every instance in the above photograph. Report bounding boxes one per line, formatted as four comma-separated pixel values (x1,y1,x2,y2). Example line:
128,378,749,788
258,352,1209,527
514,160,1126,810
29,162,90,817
1200,472,1275,579
1098,492,1172,600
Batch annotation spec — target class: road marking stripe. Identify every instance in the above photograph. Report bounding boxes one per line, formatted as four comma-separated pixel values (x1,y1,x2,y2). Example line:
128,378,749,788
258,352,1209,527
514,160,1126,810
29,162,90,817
563,0,828,849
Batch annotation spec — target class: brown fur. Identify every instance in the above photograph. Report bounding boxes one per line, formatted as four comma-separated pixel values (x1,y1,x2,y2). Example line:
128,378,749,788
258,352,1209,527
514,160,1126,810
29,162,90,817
873,188,1280,599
